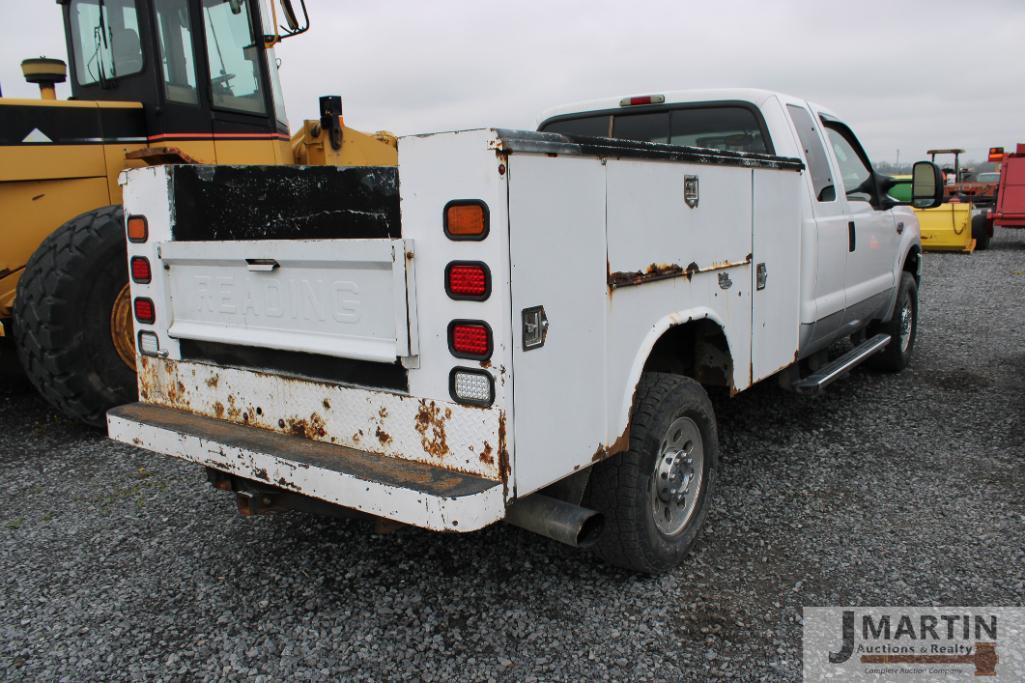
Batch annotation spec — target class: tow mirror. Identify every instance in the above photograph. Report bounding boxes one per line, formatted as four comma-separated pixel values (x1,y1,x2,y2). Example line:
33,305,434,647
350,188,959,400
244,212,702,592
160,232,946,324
912,161,944,209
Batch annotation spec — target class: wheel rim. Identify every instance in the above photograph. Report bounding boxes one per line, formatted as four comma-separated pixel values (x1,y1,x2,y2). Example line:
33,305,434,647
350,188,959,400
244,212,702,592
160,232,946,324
650,416,704,536
898,298,913,354
110,283,136,370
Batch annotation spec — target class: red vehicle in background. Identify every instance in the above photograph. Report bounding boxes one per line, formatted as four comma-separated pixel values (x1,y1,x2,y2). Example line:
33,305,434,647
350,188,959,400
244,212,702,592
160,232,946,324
991,145,1025,228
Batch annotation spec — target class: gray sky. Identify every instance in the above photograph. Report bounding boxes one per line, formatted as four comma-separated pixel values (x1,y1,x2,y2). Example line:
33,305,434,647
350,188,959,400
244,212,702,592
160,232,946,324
4,0,1023,164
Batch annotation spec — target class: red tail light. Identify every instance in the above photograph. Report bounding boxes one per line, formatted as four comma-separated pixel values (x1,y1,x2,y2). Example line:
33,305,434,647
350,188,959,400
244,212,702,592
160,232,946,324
449,321,492,359
446,262,490,300
130,256,151,283
134,297,155,324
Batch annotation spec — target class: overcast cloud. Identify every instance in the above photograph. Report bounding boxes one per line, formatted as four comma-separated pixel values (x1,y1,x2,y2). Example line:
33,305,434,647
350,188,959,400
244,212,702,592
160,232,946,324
3,0,1023,164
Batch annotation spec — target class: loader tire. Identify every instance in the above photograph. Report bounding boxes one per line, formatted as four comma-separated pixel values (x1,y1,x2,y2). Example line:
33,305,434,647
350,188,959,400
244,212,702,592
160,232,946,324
868,272,918,373
586,373,718,574
14,206,136,427
971,213,992,251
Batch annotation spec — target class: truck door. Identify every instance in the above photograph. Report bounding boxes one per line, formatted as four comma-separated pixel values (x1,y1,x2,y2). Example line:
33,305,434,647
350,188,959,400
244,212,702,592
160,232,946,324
819,120,897,327
785,104,848,345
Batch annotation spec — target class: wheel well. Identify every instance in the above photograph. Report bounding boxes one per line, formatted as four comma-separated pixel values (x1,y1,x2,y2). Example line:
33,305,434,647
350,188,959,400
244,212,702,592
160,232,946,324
903,247,920,285
643,319,732,388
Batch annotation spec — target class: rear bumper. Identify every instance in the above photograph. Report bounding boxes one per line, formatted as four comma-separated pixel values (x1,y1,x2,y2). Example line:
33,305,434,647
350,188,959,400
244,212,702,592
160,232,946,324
108,403,506,531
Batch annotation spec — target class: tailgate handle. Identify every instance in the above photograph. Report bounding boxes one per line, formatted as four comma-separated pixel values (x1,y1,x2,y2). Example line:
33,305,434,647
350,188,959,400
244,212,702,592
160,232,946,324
245,258,280,272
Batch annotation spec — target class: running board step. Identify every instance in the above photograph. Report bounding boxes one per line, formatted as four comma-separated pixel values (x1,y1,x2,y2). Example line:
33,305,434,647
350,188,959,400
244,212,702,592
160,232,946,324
792,333,891,395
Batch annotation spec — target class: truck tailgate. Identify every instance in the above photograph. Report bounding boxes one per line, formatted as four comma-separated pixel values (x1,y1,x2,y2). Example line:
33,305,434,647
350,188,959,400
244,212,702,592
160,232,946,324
161,238,417,363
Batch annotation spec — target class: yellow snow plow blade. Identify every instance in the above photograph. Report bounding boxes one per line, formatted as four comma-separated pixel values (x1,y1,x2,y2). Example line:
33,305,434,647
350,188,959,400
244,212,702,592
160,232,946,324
918,202,975,253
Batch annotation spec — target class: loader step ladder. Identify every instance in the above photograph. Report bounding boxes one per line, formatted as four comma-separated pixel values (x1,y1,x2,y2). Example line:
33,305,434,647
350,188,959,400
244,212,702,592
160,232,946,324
792,334,891,395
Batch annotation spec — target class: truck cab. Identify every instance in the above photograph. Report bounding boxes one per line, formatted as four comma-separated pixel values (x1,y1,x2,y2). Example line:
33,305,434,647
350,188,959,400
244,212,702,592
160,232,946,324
539,89,924,361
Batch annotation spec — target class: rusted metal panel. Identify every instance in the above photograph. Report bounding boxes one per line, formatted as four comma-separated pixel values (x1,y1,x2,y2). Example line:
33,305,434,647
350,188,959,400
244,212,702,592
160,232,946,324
136,357,504,481
608,258,751,290
107,403,505,532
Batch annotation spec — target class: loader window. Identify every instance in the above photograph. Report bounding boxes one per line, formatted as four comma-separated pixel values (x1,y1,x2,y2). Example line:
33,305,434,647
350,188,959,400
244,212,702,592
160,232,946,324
202,0,267,115
70,0,144,86
155,0,198,104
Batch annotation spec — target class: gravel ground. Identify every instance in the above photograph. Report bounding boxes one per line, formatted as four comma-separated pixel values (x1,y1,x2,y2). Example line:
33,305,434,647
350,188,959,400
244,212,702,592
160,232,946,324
2,229,1024,682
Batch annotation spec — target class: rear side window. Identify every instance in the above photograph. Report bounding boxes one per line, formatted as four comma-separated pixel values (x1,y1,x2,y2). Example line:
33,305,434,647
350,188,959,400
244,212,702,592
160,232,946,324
669,107,768,153
541,116,610,138
787,104,836,202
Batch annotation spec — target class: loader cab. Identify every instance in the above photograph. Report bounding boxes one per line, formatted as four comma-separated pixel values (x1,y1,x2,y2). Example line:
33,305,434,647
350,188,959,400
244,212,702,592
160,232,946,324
59,0,291,163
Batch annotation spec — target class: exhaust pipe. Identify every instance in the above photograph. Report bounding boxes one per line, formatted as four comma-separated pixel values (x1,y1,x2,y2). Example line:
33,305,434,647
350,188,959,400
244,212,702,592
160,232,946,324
504,494,604,548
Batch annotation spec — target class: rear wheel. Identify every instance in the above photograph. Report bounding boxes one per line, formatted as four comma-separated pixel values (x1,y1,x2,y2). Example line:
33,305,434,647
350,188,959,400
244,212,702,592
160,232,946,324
14,206,136,426
972,213,993,251
587,373,718,574
868,272,918,373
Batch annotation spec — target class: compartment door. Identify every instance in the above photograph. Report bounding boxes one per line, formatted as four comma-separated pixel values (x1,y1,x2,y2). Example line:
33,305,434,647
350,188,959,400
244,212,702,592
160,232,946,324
508,155,608,497
751,169,802,381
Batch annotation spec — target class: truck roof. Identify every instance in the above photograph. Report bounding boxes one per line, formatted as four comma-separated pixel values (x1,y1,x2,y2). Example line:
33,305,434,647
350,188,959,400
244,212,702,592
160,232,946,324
538,88,821,126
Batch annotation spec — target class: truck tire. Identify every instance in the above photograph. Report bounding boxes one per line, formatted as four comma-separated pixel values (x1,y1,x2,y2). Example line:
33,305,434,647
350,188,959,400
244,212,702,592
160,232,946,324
868,271,918,373
971,213,992,251
587,372,718,574
14,206,136,427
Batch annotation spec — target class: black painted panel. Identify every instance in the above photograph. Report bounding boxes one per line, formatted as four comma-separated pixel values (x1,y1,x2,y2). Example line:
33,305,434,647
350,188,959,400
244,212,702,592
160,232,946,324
169,165,401,241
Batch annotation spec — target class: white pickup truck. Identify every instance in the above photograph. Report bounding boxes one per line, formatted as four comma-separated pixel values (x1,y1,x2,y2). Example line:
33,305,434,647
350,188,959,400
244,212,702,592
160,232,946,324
108,89,943,573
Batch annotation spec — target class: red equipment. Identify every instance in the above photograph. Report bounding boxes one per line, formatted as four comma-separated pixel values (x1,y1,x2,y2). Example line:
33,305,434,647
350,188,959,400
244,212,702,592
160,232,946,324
992,144,1025,228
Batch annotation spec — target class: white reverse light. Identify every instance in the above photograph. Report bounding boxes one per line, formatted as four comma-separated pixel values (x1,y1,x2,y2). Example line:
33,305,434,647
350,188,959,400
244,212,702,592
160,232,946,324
138,331,160,356
451,369,493,406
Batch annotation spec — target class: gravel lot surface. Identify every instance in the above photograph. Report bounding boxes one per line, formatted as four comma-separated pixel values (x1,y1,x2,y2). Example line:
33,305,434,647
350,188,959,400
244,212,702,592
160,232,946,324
2,229,1024,682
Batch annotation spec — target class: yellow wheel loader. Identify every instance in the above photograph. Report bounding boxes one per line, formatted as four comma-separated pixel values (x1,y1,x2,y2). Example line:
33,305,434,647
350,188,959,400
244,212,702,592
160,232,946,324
0,0,396,425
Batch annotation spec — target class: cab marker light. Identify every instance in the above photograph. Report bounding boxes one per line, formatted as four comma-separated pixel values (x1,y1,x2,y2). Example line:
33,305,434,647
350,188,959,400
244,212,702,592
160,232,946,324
619,94,666,107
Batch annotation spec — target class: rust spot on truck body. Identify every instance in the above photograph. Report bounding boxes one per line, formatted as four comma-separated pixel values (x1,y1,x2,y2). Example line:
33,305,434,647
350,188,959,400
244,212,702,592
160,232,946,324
479,441,495,465
608,256,751,290
591,426,632,463
375,425,393,446
415,400,450,457
497,412,510,483
284,413,327,440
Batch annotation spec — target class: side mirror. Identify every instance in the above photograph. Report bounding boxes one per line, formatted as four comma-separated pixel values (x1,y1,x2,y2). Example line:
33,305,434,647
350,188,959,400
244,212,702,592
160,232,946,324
279,0,300,31
272,0,309,39
912,161,944,209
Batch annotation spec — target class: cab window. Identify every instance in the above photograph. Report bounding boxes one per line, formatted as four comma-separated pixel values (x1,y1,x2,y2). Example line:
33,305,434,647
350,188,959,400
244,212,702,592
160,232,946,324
613,112,669,143
541,116,611,138
70,0,143,85
202,0,267,115
155,0,198,104
824,125,874,203
670,107,768,153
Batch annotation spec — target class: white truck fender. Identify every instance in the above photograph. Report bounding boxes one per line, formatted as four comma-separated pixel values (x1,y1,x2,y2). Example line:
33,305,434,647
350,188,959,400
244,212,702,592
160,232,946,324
611,306,737,447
